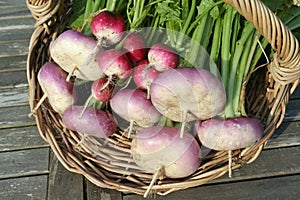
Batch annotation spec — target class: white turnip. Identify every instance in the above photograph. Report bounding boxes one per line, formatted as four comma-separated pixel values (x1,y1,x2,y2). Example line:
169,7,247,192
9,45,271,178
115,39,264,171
62,105,118,138
91,10,126,47
50,30,103,81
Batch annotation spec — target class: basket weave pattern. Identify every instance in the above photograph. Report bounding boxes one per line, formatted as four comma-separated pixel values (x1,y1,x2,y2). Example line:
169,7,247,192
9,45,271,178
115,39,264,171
26,0,300,195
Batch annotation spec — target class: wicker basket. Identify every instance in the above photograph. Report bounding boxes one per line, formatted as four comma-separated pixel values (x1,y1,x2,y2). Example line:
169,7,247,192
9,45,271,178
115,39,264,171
26,0,300,196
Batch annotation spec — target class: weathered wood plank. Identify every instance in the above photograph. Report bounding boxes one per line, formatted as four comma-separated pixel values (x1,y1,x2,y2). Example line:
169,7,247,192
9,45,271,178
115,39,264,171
0,16,34,27
0,0,26,6
0,86,28,107
266,121,300,149
0,28,33,41
86,181,123,200
0,40,29,57
124,146,300,199
211,146,300,184
0,105,35,128
0,17,34,41
0,69,27,87
290,84,300,99
0,175,47,200
284,99,300,121
47,150,84,200
123,174,300,200
0,147,49,179
0,126,48,151
0,55,27,71
0,5,30,18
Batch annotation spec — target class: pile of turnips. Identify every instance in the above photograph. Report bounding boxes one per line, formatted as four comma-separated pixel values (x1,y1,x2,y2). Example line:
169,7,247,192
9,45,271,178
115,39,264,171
32,10,264,183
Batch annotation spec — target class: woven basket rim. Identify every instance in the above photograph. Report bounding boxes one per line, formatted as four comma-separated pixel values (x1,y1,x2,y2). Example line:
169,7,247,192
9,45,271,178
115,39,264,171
26,0,300,196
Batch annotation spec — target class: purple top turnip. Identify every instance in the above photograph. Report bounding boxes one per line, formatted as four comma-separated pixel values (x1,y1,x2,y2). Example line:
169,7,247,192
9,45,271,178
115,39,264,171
110,89,162,136
150,67,226,123
131,126,201,179
50,30,103,81
91,10,126,47
62,106,118,138
195,117,263,151
148,43,179,72
97,49,132,80
37,62,76,114
123,32,147,62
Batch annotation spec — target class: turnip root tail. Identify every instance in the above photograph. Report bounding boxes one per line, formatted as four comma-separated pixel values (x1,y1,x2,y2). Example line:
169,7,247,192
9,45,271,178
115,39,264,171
179,110,188,138
66,66,78,82
28,93,48,117
143,167,163,198
80,94,94,118
100,76,113,91
127,120,134,139
228,150,232,178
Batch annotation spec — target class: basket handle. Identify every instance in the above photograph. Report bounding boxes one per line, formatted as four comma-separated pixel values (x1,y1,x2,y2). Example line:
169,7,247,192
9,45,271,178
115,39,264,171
223,0,300,85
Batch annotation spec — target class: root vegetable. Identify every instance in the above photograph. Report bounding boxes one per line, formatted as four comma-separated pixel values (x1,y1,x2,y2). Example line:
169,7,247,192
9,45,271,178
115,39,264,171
131,126,201,178
148,43,179,72
195,117,263,151
110,89,162,137
62,106,118,138
150,67,226,128
97,49,133,80
34,62,76,114
91,10,126,47
123,32,147,62
133,60,159,98
50,30,103,81
91,77,114,102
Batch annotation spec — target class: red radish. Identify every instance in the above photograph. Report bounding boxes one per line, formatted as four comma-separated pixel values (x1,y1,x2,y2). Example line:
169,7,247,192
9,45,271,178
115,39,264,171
150,67,226,137
110,89,162,137
123,32,147,62
50,30,103,81
148,43,179,72
80,77,115,116
91,77,114,102
32,62,76,115
133,60,160,98
62,106,117,138
91,10,126,47
131,126,201,179
195,117,263,151
97,49,132,80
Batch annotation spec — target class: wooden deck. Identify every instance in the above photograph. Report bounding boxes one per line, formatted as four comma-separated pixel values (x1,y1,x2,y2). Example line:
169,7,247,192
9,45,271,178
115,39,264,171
0,1,299,199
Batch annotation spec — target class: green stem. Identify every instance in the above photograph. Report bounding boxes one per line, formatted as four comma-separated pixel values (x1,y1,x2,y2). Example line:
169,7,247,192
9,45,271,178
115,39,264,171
233,28,255,115
185,16,208,67
210,16,222,76
226,23,255,118
92,0,102,13
221,5,236,93
175,0,196,49
181,0,189,21
106,0,117,12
